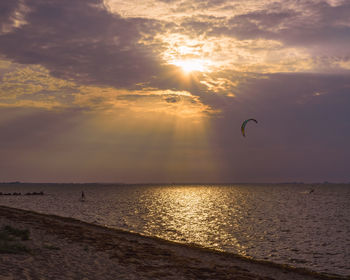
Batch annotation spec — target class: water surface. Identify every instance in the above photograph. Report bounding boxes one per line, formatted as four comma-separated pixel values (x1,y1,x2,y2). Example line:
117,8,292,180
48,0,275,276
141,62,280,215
0,183,349,277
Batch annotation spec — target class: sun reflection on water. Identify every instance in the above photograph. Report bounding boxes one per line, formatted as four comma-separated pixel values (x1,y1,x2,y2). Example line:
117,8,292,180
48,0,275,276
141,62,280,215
138,186,248,255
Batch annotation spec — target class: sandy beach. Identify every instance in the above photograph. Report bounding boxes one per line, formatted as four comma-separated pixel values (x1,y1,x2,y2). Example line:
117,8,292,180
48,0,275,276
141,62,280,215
0,205,346,280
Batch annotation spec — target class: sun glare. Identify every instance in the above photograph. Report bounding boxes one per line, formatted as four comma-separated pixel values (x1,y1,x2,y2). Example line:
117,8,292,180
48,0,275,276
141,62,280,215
172,59,209,73
160,34,216,74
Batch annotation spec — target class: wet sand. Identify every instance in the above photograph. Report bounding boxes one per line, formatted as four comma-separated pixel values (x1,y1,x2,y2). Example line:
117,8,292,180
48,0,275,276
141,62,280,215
0,205,345,280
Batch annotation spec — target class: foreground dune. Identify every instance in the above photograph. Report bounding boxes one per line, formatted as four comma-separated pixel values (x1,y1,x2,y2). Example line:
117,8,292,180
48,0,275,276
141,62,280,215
0,206,344,280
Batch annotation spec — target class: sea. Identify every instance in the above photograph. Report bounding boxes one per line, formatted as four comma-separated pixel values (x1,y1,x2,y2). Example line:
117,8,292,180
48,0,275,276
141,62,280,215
0,183,349,277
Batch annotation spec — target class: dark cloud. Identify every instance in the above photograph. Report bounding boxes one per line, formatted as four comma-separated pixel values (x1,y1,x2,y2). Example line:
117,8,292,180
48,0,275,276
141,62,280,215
0,0,22,33
228,2,350,48
0,0,172,88
164,96,180,103
116,93,197,106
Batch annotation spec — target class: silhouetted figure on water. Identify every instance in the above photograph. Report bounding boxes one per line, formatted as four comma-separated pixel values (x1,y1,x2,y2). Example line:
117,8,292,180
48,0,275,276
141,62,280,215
81,191,85,202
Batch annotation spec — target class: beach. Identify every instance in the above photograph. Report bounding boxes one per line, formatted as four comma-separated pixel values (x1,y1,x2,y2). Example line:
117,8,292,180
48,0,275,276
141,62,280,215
0,206,345,280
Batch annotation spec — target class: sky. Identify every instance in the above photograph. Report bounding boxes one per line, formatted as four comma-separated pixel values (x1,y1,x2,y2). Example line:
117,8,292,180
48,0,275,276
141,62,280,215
0,0,349,183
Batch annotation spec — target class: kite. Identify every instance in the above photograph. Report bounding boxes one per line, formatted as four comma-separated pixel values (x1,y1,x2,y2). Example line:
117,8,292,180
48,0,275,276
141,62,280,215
241,119,258,137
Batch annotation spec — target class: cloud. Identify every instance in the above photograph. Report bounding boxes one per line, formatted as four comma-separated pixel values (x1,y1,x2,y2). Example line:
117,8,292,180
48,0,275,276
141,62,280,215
219,1,350,50
164,96,180,103
1,0,349,110
0,0,228,112
0,0,173,89
0,0,29,34
169,1,350,74
1,0,349,114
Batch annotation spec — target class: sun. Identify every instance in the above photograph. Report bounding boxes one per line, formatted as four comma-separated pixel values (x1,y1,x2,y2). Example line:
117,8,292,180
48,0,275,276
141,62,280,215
172,59,208,73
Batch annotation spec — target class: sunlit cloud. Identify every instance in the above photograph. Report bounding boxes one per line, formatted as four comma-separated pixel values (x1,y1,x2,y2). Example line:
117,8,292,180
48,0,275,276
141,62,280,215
76,86,213,117
0,62,74,109
0,59,212,119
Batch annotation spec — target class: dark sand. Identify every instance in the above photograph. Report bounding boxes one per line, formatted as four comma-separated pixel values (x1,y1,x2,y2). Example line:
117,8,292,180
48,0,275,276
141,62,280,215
0,206,346,280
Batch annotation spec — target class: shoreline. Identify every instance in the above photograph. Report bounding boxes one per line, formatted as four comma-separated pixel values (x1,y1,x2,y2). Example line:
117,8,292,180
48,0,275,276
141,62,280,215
0,205,347,280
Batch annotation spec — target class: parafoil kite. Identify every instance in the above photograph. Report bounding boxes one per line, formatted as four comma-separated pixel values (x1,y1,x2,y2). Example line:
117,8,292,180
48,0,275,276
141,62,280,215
241,119,258,137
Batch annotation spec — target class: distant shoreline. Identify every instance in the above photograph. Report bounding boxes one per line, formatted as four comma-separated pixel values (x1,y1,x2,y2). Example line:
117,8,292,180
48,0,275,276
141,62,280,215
1,182,349,186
